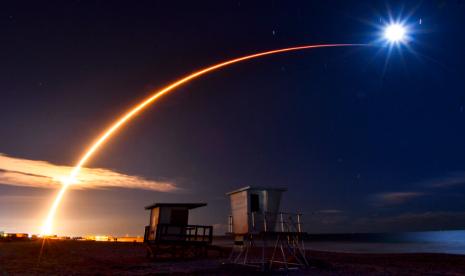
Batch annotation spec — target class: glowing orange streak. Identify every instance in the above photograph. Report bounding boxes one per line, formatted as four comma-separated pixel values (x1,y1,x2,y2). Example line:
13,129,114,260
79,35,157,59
41,43,362,235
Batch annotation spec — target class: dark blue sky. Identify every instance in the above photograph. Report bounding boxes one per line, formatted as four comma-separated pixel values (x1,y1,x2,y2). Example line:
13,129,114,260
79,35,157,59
1,0,465,235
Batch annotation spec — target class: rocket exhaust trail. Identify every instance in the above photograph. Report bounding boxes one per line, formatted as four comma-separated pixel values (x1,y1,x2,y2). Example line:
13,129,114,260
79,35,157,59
41,43,363,235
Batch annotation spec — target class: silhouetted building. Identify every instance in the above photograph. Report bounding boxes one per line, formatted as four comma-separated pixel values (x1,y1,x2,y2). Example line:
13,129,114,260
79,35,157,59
143,203,213,259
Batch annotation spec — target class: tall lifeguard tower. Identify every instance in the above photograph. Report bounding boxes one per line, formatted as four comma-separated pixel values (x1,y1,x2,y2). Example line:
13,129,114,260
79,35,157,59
226,186,308,271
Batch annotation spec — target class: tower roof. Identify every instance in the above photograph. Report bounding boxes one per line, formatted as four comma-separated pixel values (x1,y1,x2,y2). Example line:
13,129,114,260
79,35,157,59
226,186,287,195
144,203,207,210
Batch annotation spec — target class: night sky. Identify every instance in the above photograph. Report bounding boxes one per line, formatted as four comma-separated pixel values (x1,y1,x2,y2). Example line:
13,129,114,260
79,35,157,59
1,1,465,236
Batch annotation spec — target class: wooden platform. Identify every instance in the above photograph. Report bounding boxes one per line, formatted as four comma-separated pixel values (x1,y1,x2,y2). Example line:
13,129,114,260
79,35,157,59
144,224,214,259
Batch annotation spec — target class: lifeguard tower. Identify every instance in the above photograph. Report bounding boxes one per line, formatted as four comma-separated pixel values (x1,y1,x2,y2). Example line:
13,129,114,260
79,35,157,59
226,186,308,271
144,203,213,259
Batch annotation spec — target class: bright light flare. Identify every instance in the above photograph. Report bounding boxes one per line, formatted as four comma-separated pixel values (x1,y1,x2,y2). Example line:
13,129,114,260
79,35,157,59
40,43,364,236
41,177,74,235
384,23,406,43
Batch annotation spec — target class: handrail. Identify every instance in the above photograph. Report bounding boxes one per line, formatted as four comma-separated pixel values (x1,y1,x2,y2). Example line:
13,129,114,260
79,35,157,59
148,223,213,244
228,211,305,234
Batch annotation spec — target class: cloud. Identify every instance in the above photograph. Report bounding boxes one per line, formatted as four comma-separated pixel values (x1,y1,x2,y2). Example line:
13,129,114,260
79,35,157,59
305,210,350,232
419,172,465,188
367,172,465,207
372,192,425,206
353,211,465,232
0,194,45,203
0,153,177,192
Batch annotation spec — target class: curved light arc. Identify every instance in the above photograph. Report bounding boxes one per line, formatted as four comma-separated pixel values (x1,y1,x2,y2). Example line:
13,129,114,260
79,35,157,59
41,43,363,235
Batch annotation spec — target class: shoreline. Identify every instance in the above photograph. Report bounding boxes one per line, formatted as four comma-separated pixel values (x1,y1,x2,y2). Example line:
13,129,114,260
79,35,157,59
1,240,465,274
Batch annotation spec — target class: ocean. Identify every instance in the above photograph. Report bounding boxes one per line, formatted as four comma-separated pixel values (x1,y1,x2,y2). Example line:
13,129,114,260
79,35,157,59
305,230,465,255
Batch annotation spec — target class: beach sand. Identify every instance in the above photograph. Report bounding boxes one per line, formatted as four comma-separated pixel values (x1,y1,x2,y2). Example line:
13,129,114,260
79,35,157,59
1,239,465,275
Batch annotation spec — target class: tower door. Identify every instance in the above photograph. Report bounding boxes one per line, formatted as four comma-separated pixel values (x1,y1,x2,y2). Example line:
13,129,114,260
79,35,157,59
250,194,260,212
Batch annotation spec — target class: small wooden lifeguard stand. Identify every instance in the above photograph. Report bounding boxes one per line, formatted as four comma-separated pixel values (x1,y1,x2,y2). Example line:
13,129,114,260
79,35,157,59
144,203,213,259
226,186,308,271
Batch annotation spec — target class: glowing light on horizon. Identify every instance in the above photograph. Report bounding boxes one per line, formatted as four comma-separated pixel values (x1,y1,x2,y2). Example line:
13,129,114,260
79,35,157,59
40,43,364,235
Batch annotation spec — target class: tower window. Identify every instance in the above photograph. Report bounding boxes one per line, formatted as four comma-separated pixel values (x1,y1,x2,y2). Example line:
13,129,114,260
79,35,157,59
250,194,260,212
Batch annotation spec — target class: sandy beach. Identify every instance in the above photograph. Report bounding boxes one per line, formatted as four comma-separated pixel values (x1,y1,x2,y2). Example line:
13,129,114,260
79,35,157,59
1,239,465,275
